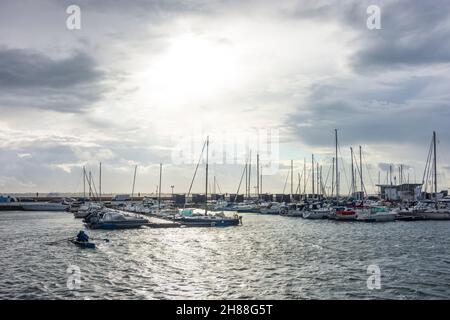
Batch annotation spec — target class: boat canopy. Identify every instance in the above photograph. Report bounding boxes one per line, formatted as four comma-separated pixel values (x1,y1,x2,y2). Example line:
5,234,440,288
180,209,193,216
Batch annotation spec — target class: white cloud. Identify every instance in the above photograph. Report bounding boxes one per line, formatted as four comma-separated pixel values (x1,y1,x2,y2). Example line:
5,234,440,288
0,0,449,193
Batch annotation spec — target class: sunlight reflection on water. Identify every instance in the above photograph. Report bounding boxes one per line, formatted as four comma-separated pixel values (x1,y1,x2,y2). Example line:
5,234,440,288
1,211,450,299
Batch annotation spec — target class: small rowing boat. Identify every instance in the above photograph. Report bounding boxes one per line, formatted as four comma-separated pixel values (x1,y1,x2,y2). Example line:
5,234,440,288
69,238,96,249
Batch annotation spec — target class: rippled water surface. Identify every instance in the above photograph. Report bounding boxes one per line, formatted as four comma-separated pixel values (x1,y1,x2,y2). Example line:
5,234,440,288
1,210,450,299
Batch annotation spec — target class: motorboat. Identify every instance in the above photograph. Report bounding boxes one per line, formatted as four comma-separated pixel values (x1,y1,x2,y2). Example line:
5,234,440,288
0,195,22,210
259,202,284,215
332,206,357,221
302,203,331,219
74,202,103,218
356,206,397,222
234,201,260,213
174,208,242,227
281,203,305,217
85,208,150,229
21,201,69,212
397,201,450,220
213,200,236,211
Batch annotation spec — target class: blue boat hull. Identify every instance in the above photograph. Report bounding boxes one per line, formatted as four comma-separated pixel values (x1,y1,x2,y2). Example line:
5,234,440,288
69,239,95,249
86,222,148,230
177,218,240,227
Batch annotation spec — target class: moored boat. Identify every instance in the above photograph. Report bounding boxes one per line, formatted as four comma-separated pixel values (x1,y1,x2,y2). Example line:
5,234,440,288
175,209,241,227
332,207,357,221
356,206,397,222
302,203,331,219
281,203,305,217
259,202,284,215
69,238,96,249
21,202,69,212
85,208,150,229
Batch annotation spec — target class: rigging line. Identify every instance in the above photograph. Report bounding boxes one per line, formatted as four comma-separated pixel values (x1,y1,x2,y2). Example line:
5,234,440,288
304,167,311,194
235,154,250,202
352,150,368,196
422,137,433,193
321,162,331,198
322,160,332,197
282,167,290,195
185,140,207,208
337,144,351,196
89,172,100,201
424,138,433,186
361,150,376,194
217,182,222,195
322,158,332,187
214,176,223,195
295,168,305,194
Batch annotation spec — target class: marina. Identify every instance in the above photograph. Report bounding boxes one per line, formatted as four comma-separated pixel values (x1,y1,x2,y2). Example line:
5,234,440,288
2,209,450,299
3,131,447,225
1,130,450,300
1,0,450,304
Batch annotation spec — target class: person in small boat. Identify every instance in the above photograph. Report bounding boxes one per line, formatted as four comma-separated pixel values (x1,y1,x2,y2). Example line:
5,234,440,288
76,230,89,242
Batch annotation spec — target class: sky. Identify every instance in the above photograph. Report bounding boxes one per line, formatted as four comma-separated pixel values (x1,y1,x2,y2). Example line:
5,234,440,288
0,0,449,195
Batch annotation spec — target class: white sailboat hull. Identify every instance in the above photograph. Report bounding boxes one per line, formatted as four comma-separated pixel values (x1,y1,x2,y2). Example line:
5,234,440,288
356,210,397,222
21,202,69,212
302,210,328,219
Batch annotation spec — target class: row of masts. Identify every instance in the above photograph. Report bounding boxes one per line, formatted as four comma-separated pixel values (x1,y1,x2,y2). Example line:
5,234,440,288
80,132,361,202
80,131,440,206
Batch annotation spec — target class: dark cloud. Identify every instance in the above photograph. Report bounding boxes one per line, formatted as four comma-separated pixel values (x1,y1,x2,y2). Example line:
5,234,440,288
350,0,450,70
0,48,105,113
285,0,450,151
284,0,450,70
288,93,450,148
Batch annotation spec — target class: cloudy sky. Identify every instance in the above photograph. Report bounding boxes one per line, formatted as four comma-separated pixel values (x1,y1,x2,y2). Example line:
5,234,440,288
0,0,449,195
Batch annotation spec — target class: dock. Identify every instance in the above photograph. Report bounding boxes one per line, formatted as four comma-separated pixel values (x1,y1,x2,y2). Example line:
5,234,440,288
146,217,182,228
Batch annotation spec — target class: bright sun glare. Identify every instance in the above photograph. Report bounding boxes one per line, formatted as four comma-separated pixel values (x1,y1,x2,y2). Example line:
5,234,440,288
137,34,239,106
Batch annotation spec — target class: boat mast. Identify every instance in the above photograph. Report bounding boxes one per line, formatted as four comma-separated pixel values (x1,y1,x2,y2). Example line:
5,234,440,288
99,162,102,203
390,165,392,185
317,163,319,198
248,150,252,199
331,157,335,198
245,161,248,199
158,163,162,210
433,131,438,209
319,165,323,197
205,136,209,215
312,154,315,198
131,165,137,200
256,154,260,200
303,158,306,197
350,147,355,197
260,165,263,196
335,129,339,200
359,146,363,204
89,171,92,198
291,160,294,200
83,166,86,199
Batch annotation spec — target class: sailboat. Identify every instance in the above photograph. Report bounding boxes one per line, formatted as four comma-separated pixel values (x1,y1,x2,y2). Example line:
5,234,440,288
302,203,332,219
398,132,450,220
177,137,242,227
82,163,150,229
332,147,358,221
354,146,397,222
